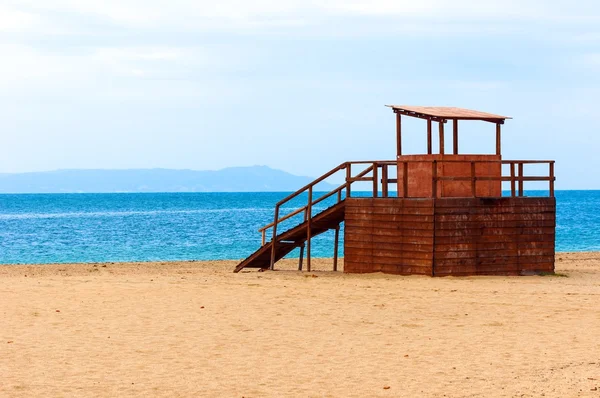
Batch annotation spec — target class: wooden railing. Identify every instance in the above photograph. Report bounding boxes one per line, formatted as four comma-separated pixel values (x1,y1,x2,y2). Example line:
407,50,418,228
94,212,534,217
395,159,555,198
261,161,394,270
260,159,555,270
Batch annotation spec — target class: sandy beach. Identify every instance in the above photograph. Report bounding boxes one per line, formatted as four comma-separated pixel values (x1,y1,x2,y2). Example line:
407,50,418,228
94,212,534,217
2,253,600,397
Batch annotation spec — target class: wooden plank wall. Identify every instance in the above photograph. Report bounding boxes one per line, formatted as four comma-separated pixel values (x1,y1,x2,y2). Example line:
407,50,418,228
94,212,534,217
344,197,556,276
433,197,556,276
396,154,501,198
344,198,434,275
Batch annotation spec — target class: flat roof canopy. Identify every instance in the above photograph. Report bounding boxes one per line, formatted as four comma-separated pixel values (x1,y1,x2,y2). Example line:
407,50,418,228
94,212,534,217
386,105,511,124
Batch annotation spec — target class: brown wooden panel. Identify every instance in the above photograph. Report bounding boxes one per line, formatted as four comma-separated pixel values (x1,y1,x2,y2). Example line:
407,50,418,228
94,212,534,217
344,195,555,277
434,197,555,208
344,247,374,256
517,241,556,249
435,255,554,267
346,207,434,216
372,256,432,267
348,198,434,208
435,220,556,229
345,213,435,223
434,227,555,237
346,218,434,228
345,240,435,253
517,248,555,257
372,225,435,235
434,241,555,252
435,234,555,244
346,235,434,246
434,205,556,215
436,213,556,222
372,249,433,260
345,232,434,243
381,264,432,275
345,240,398,250
520,263,554,272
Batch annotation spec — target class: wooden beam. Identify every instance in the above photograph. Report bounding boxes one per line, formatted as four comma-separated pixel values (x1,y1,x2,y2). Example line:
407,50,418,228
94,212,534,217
372,163,378,198
306,187,312,272
333,226,340,272
393,110,503,124
427,119,432,154
510,162,516,197
394,110,447,123
269,205,279,270
518,163,524,197
549,162,555,197
496,123,502,155
439,121,445,155
396,113,402,157
453,119,458,155
346,164,351,198
381,164,388,198
298,244,304,271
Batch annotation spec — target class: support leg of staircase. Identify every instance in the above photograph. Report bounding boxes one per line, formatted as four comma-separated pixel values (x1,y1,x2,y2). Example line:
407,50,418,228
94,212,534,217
298,244,305,271
333,225,340,272
307,187,312,272
307,235,311,272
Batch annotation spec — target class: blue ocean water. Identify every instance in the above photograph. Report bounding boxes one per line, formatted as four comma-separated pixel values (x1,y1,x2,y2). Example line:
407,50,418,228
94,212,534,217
0,191,598,264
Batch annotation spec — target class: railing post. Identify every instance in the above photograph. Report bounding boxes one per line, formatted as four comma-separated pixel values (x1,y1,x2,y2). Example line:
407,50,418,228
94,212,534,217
453,119,459,155
372,162,378,198
261,230,266,246
549,162,555,197
439,121,445,155
470,161,476,197
306,186,313,272
518,163,524,197
346,164,352,198
333,225,340,272
510,162,516,197
269,205,280,270
382,164,389,198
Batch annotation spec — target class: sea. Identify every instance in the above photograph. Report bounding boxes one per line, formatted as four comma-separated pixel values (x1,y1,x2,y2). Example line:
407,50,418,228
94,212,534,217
0,191,599,265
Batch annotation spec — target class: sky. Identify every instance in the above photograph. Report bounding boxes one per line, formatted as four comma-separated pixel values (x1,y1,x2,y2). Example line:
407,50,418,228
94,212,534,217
1,0,599,189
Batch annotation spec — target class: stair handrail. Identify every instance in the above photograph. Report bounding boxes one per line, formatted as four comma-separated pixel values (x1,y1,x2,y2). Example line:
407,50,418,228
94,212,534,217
265,160,398,270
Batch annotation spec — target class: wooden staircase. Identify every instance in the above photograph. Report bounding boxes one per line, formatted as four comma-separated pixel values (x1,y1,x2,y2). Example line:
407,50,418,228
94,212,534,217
233,160,397,273
234,201,346,272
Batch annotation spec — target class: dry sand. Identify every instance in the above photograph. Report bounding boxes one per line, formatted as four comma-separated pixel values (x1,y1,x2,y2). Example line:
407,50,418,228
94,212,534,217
1,253,600,397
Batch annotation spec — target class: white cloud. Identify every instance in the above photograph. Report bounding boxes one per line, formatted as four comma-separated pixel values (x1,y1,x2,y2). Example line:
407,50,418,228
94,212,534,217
0,4,41,32
6,0,600,35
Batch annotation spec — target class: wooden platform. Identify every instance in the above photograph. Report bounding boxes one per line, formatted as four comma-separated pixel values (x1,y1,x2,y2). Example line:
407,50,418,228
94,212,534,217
344,197,556,276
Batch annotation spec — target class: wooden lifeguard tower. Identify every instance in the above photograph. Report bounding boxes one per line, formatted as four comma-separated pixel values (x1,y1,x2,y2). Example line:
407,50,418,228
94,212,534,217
235,105,556,276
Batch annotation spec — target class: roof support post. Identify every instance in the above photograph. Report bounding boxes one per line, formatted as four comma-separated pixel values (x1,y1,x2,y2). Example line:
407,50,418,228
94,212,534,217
439,121,445,155
396,112,402,157
496,123,502,156
453,119,459,155
427,119,432,154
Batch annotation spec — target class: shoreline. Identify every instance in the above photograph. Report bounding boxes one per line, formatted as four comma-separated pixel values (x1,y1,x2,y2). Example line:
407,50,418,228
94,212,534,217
0,251,599,273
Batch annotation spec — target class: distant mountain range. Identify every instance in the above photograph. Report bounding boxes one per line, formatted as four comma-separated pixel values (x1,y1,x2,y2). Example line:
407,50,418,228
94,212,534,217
0,166,339,193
